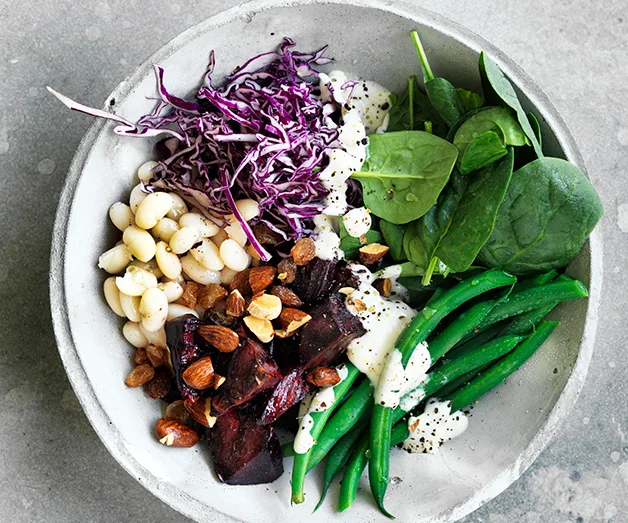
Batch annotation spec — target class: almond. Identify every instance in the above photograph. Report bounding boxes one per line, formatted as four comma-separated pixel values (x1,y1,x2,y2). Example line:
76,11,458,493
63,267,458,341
154,418,199,447
125,364,155,387
184,397,216,428
290,237,316,265
373,278,392,297
213,374,226,390
146,344,170,368
274,328,296,339
134,347,148,365
229,268,251,295
306,366,341,387
165,400,191,425
270,285,303,307
182,356,215,390
249,266,277,293
243,315,275,343
347,296,367,313
197,283,228,308
197,325,240,352
247,293,282,320
225,289,246,317
279,308,312,333
359,243,390,265
277,257,297,285
179,281,200,309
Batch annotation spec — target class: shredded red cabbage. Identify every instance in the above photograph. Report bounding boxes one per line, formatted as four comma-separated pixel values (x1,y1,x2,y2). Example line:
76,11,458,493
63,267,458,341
49,38,339,261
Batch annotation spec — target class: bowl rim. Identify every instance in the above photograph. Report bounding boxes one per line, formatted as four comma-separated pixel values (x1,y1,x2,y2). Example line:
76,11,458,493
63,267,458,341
49,0,603,521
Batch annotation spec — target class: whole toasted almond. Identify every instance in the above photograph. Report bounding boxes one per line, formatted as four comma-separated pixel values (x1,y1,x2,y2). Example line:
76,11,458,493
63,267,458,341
184,397,217,428
279,308,312,333
197,325,240,352
249,266,277,293
182,356,215,390
229,268,251,295
359,243,389,265
155,418,199,447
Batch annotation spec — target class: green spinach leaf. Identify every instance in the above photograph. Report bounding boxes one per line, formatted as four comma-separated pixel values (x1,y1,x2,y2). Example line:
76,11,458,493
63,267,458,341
457,88,484,113
478,157,603,274
387,77,447,137
352,131,459,224
459,131,508,174
379,220,408,261
479,52,543,158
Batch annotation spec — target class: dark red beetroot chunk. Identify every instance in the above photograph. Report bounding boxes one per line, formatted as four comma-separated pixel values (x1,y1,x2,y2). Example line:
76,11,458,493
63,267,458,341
209,408,283,485
299,293,366,369
292,259,358,305
212,337,282,415
165,315,208,400
259,368,311,425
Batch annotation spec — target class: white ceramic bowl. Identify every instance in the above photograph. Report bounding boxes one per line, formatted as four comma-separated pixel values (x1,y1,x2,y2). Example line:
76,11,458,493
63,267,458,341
50,1,602,521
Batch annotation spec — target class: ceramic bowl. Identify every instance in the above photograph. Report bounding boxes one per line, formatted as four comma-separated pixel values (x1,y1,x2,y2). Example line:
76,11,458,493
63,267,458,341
50,0,602,521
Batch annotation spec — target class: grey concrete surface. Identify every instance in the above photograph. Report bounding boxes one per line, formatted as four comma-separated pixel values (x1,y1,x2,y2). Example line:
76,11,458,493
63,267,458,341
0,0,626,521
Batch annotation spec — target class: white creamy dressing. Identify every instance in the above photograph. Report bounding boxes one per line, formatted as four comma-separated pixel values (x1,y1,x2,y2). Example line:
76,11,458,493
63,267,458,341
312,214,342,260
378,264,410,302
293,365,349,454
374,343,431,409
402,398,469,454
317,70,392,216
344,265,417,384
342,206,371,238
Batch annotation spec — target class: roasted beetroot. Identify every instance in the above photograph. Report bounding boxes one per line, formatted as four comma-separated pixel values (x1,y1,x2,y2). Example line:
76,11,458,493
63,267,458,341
212,337,282,415
166,315,208,400
259,368,311,425
299,293,366,369
209,408,284,485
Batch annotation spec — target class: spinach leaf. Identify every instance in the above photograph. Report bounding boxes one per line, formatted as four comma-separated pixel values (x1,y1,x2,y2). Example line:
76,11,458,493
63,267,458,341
380,220,408,261
352,131,459,224
479,52,543,158
515,112,544,169
528,112,542,145
411,30,465,127
403,149,514,283
459,131,508,174
478,157,603,275
339,229,383,260
457,88,484,113
453,106,527,174
387,77,447,137
398,261,424,277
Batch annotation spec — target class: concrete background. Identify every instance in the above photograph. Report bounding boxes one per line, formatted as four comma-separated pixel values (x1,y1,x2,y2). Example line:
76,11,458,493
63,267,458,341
0,0,626,521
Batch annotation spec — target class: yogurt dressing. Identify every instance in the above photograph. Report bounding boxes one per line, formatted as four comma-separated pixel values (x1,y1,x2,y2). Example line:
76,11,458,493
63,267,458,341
402,398,469,454
312,214,342,260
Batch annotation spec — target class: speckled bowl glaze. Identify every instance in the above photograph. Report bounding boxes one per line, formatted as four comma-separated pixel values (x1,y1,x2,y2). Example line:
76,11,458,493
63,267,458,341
49,1,602,522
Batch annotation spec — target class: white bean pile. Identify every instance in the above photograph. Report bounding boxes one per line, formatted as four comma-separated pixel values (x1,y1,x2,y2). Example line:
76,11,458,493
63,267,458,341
99,160,260,351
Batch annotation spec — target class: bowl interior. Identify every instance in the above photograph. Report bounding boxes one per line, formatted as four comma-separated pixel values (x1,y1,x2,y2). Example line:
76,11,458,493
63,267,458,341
56,2,595,522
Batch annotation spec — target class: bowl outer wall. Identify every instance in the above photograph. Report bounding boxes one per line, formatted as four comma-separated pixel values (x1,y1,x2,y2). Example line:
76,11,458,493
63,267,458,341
49,0,602,522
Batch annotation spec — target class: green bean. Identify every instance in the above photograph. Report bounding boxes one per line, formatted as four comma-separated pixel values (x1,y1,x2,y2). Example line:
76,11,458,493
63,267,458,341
339,421,410,512
312,417,370,513
447,321,559,412
475,279,586,332
434,366,488,398
447,323,504,359
512,269,558,293
369,270,516,517
291,363,361,504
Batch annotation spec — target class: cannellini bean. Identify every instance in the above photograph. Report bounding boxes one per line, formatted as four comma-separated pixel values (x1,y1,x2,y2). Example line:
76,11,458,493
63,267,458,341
166,193,188,220
155,241,182,279
135,192,173,230
119,292,141,322
225,218,248,246
178,213,219,237
123,226,156,262
211,228,228,247
235,199,260,221
152,217,180,242
139,287,169,332
115,266,158,297
122,321,149,348
158,280,184,302
129,258,163,279
137,160,159,183
190,238,224,271
129,183,148,213
169,226,201,255
103,277,126,317
220,267,238,285
219,239,251,272
139,323,167,347
98,244,133,274
167,303,199,321
109,202,136,232
180,254,222,285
